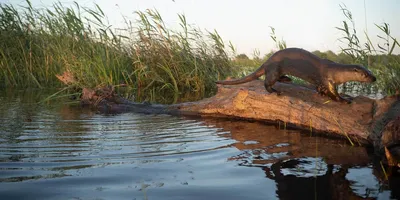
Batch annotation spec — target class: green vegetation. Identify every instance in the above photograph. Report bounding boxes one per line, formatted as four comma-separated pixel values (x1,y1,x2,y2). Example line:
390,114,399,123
232,6,400,96
0,0,235,103
335,4,400,95
0,1,399,103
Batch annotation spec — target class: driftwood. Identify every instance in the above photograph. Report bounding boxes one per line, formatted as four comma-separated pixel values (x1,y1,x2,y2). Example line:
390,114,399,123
56,71,400,167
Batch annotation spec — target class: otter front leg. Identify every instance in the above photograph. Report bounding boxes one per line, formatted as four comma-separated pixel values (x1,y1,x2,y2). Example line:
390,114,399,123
263,69,281,95
326,81,351,104
316,85,328,96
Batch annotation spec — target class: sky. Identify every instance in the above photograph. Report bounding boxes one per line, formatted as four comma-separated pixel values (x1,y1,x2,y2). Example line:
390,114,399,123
3,0,400,57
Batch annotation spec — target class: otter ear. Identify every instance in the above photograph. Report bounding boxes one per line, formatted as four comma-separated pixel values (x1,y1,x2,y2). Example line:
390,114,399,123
353,68,359,72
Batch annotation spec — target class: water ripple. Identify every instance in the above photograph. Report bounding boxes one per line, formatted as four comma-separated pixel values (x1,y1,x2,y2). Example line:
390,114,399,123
0,111,236,182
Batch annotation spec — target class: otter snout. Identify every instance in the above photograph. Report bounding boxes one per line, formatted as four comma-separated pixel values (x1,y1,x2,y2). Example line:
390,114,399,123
359,67,376,82
365,70,377,82
370,75,377,82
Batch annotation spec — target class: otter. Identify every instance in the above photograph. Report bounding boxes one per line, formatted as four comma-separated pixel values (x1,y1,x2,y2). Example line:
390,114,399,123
216,48,376,103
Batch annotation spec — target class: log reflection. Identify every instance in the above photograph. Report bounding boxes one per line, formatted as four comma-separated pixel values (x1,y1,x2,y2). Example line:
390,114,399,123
195,117,399,200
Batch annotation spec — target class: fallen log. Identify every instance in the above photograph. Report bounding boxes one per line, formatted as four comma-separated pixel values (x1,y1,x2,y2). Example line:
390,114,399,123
171,81,391,142
173,81,400,167
56,71,400,167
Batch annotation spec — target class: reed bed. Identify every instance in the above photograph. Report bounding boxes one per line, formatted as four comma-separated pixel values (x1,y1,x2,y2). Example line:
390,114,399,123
333,4,400,95
0,0,236,102
1,1,399,102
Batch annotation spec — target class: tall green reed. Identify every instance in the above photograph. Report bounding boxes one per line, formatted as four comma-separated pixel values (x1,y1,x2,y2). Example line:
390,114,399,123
120,9,235,101
335,4,400,95
0,0,236,103
0,0,127,88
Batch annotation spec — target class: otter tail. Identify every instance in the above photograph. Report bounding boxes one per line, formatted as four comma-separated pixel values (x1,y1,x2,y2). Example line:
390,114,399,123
216,63,267,85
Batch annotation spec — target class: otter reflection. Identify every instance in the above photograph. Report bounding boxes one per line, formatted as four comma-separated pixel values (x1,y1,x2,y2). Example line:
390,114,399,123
193,117,399,200
263,160,375,200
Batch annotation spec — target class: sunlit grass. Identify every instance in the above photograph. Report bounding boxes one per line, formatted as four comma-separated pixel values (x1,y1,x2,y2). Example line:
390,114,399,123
0,0,237,103
1,0,399,102
331,4,399,95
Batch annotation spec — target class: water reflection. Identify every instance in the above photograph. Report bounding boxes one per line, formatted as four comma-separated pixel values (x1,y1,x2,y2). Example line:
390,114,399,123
0,90,398,200
196,118,399,200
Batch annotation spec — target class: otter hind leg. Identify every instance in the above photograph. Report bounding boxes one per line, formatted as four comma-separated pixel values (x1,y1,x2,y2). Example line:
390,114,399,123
264,81,279,94
316,85,328,96
264,68,281,95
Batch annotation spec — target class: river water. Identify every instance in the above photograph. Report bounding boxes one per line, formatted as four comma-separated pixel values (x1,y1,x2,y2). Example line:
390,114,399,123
0,90,398,200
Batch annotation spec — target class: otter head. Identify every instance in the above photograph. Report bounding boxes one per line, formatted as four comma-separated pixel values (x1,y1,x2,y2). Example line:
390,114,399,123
350,65,377,83
333,64,376,84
